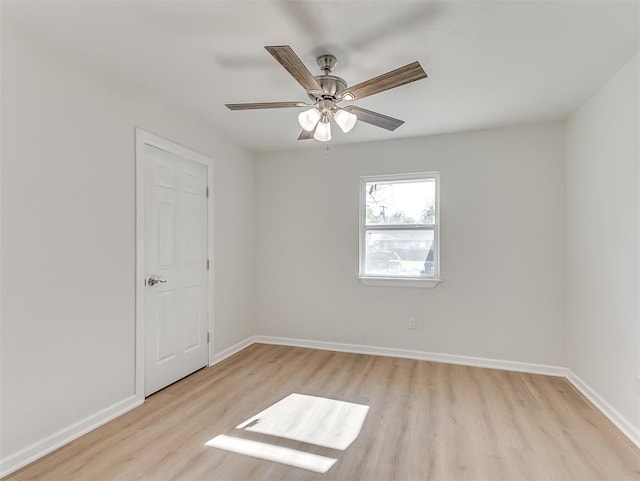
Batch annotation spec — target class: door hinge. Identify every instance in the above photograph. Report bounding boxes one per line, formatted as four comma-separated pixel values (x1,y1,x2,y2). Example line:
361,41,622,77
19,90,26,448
206,186,209,198
207,258,210,270
207,332,210,344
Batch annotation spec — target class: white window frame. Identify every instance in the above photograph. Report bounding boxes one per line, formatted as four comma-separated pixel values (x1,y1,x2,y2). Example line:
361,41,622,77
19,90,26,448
359,172,441,288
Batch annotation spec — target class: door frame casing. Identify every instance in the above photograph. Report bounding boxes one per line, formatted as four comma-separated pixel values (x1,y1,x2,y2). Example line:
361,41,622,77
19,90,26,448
134,128,214,402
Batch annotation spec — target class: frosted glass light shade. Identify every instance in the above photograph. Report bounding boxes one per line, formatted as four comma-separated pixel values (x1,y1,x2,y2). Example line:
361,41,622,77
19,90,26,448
313,119,331,141
298,108,321,132
333,109,357,133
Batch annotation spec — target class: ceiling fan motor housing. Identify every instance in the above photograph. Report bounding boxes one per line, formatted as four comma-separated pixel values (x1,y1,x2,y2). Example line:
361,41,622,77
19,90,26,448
307,53,347,102
310,75,347,101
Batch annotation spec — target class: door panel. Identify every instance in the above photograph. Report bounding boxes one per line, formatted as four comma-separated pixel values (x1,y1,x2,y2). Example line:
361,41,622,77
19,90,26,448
144,144,208,396
156,291,177,364
183,286,202,352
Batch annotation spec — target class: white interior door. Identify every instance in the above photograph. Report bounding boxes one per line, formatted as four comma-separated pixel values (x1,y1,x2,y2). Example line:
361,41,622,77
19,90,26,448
144,144,209,396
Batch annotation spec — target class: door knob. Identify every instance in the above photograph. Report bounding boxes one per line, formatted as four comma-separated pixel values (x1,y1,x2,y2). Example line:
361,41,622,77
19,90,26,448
147,277,167,287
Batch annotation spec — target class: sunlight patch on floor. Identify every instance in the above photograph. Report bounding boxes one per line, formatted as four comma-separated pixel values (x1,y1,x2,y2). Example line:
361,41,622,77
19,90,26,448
205,393,369,473
236,393,369,450
205,435,337,473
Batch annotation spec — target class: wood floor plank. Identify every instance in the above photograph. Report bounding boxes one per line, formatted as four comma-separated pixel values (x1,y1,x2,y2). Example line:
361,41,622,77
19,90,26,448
4,344,639,481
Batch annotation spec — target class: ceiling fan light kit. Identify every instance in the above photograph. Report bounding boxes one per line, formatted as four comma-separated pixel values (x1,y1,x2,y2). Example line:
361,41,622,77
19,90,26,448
298,108,321,131
314,116,332,142
225,45,428,142
334,108,357,133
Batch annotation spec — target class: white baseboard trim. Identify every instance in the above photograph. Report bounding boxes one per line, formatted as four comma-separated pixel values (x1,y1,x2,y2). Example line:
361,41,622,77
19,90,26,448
0,394,143,479
1,336,253,478
252,335,567,377
209,336,257,367
5,337,637,478
566,370,640,450
252,336,639,450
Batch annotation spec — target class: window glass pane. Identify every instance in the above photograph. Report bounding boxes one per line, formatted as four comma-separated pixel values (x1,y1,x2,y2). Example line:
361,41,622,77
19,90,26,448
365,179,435,225
364,229,435,277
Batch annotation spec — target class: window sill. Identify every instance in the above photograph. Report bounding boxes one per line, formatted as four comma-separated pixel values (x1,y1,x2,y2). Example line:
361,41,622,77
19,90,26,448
358,277,442,288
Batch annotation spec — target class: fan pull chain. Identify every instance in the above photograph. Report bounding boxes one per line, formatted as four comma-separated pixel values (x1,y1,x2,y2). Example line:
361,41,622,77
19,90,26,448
324,142,330,162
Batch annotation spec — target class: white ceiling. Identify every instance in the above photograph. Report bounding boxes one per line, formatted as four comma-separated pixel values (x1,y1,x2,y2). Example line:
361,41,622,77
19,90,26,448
3,0,639,153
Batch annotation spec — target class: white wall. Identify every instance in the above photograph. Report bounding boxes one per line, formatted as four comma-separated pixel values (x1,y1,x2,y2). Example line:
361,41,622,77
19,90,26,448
0,27,255,465
566,54,640,435
255,122,566,366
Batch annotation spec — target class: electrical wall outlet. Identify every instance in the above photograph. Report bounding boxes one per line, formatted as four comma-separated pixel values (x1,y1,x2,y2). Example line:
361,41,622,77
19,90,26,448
408,317,416,329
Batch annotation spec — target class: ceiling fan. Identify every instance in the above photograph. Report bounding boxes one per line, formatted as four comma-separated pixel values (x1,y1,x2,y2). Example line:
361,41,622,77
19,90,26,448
225,45,428,142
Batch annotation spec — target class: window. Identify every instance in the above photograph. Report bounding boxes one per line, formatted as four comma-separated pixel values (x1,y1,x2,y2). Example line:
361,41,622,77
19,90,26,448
359,172,440,288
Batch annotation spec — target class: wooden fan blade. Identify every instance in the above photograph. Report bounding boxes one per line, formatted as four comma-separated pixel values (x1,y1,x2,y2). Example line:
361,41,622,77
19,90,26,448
344,106,405,131
226,101,307,110
298,127,316,140
342,61,427,100
264,45,322,92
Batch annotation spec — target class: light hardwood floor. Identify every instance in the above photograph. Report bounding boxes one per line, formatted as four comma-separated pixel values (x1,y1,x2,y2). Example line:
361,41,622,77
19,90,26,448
5,344,640,480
